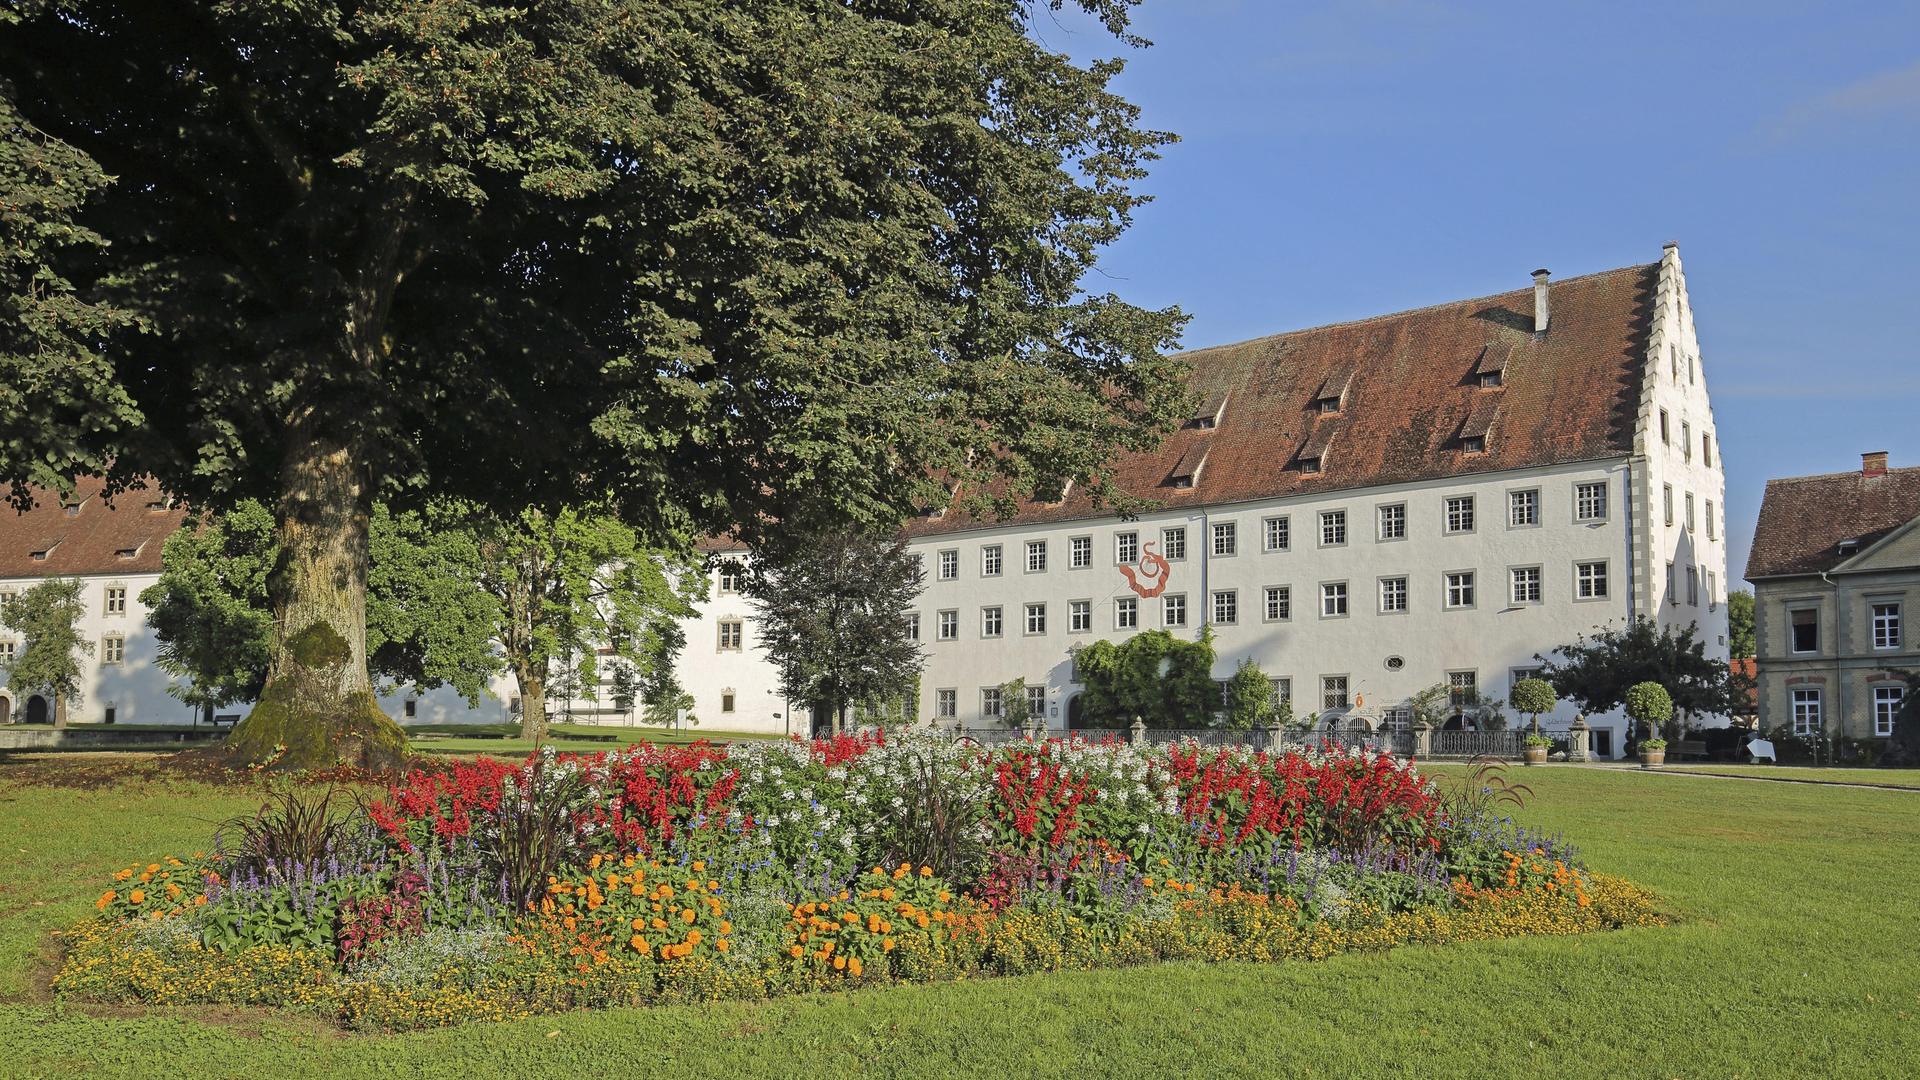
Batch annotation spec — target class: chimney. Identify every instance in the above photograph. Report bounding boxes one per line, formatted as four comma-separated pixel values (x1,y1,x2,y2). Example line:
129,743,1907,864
1532,269,1551,334
1863,450,1889,477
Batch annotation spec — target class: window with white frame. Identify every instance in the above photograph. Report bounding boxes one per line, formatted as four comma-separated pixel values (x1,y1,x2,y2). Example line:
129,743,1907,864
1682,421,1692,461
1790,608,1818,654
1791,688,1821,735
1509,489,1539,527
1025,603,1047,635
1382,705,1413,733
1448,670,1477,711
1115,597,1139,629
1162,526,1187,560
1445,571,1475,609
1211,589,1238,625
717,620,743,651
1575,482,1608,522
1322,676,1349,710
981,606,1003,638
1263,516,1290,552
1874,685,1903,737
1706,499,1716,540
718,565,744,593
938,550,958,580
981,687,1004,721
1444,495,1475,534
905,613,920,641
937,610,958,640
1378,503,1406,540
1320,510,1347,546
1663,484,1674,527
1707,571,1718,610
1576,561,1608,599
1163,593,1187,627
1379,576,1407,613
1703,433,1714,467
1685,492,1695,533
1027,685,1047,718
1069,536,1093,568
1873,603,1902,650
1685,566,1698,605
1025,540,1047,573
0,639,14,663
102,635,125,665
1212,521,1237,557
1511,566,1542,604
1659,409,1670,444
1264,586,1291,621
1116,531,1138,565
104,585,127,616
982,545,1002,576
1666,562,1676,604
936,689,957,719
1269,677,1291,705
1320,582,1348,617
1069,600,1091,632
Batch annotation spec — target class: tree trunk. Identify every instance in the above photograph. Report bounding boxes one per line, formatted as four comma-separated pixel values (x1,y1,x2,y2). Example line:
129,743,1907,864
53,692,67,730
224,424,406,770
514,660,548,742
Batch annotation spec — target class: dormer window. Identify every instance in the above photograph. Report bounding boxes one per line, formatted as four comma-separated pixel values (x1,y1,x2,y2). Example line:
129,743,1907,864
1167,445,1209,489
30,549,50,561
1315,396,1341,414
114,547,140,560
1459,436,1487,454
1836,539,1860,557
1471,343,1510,388
1477,371,1503,388
1311,367,1354,415
1191,390,1229,430
1297,457,1322,474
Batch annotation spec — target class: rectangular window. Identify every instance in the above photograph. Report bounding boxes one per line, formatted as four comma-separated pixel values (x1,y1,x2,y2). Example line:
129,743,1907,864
1576,561,1609,599
1666,562,1676,603
404,699,417,719
905,613,920,642
1448,671,1478,710
1025,540,1047,573
1511,566,1542,604
937,610,959,641
1270,677,1292,705
1659,409,1670,444
981,688,1003,721
1682,421,1693,462
1792,688,1821,736
1875,686,1903,737
1444,495,1475,534
1663,484,1674,527
1069,599,1092,633
1322,676,1350,710
1445,571,1475,609
104,586,127,616
1069,536,1092,569
102,636,125,665
1791,608,1819,654
1708,571,1718,610
1320,582,1348,617
717,566,744,593
1116,532,1138,565
1027,685,1048,719
1024,602,1047,635
938,550,958,581
1706,499,1716,540
1686,566,1699,606
0,640,13,663
1162,593,1188,628
1379,576,1407,613
981,545,1003,577
1264,586,1291,621
1320,510,1347,546
1509,489,1539,528
1162,526,1187,561
1685,492,1695,533
936,689,957,719
1211,589,1238,625
1873,603,1902,650
717,620,743,651
1115,597,1138,630
1378,503,1406,540
1263,516,1291,551
982,606,1003,638
1575,482,1608,522
1703,433,1714,468
721,692,736,714
1211,522,1237,557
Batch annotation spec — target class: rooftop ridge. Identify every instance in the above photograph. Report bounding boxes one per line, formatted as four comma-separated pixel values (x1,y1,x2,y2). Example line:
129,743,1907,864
1765,464,1920,486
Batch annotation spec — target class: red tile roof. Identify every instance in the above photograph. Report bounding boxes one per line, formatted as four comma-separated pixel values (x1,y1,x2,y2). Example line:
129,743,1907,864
1745,464,1920,579
907,262,1658,537
0,478,187,579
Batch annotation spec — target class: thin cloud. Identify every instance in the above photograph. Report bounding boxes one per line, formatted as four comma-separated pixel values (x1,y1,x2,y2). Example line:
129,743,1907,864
1769,60,1920,140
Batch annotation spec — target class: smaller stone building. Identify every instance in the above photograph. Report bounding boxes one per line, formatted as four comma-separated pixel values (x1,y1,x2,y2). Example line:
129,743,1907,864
1745,452,1920,740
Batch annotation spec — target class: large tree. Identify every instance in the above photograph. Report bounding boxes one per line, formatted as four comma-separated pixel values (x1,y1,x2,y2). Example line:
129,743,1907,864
1535,618,1740,722
1073,627,1216,728
743,531,925,736
0,578,92,727
1,0,1187,767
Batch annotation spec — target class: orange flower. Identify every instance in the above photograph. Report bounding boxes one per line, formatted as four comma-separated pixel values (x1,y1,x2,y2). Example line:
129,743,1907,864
715,938,730,952
847,956,863,976
128,889,145,904
919,866,933,877
719,920,732,934
96,890,115,910
833,955,847,970
681,908,697,924
685,928,703,946
629,934,650,954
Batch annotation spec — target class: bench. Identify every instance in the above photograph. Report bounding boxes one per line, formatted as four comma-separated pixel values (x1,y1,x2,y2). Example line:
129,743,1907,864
1669,739,1709,761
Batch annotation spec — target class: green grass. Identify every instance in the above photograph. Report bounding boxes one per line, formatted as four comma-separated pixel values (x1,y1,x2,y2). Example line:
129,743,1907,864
1661,765,1920,789
1,760,1916,1077
403,723,787,757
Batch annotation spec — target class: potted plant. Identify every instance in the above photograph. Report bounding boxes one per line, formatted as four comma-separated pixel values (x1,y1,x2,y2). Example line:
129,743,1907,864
1626,681,1673,768
1511,678,1557,765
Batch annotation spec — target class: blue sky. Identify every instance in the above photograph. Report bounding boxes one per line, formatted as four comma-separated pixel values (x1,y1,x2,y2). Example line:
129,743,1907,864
1045,1,1920,585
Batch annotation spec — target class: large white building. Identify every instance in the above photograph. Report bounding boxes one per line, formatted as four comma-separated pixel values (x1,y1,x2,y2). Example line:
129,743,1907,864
897,246,1729,756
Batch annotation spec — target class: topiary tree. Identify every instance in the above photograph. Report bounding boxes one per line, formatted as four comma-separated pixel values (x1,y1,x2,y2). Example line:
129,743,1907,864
1510,678,1558,735
1222,658,1277,732
999,677,1032,731
1625,681,1674,749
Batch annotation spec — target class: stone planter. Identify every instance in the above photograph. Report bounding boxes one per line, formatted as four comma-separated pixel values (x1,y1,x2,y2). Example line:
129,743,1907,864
1640,747,1666,769
1522,745,1549,766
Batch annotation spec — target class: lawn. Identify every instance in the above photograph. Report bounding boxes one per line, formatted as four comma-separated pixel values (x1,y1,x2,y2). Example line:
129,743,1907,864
1661,764,1920,790
1,758,1915,1078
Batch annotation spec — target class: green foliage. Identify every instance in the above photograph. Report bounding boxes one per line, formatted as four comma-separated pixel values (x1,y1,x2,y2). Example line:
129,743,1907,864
1221,658,1277,731
0,577,92,712
744,531,925,732
139,503,275,711
1537,618,1738,719
1405,684,1452,731
1625,682,1675,727
367,505,502,705
1000,678,1033,730
1728,590,1756,659
1074,627,1217,728
1510,678,1558,733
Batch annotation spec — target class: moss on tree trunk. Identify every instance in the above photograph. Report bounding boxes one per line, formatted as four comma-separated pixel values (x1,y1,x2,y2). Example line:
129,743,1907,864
224,426,406,771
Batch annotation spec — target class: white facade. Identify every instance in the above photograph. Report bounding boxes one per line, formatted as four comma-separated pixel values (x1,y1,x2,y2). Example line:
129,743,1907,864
0,571,184,725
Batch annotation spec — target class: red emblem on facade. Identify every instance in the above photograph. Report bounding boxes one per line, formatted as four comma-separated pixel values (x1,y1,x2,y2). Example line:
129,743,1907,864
1119,541,1172,599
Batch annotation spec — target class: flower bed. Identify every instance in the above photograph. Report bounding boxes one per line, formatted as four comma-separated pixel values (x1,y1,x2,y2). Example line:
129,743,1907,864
54,733,1663,1030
